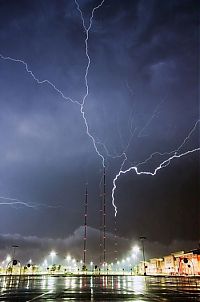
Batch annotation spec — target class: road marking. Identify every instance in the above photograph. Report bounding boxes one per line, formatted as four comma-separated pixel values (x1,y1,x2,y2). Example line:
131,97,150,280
27,290,53,301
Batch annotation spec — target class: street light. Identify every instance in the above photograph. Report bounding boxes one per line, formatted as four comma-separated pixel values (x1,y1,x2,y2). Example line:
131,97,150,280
132,245,140,254
90,261,93,272
66,255,72,272
50,250,56,265
43,259,48,267
6,255,11,262
139,236,147,276
66,255,71,262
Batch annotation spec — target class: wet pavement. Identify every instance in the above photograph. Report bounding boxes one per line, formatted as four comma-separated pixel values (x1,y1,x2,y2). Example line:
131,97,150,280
0,275,199,301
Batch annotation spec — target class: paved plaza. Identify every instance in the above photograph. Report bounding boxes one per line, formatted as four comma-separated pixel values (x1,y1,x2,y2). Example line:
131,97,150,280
0,275,199,301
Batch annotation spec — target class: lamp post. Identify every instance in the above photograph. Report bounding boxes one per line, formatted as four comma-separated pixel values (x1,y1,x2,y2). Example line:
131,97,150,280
12,245,19,260
139,236,147,276
11,245,19,275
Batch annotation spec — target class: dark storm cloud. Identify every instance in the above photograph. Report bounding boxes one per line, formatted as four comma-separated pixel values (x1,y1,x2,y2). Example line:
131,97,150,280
0,0,199,262
0,229,197,264
0,227,130,264
82,0,199,159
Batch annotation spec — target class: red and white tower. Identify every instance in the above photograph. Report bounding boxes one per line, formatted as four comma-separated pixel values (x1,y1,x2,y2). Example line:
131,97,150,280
83,185,88,267
103,167,106,265
100,167,106,266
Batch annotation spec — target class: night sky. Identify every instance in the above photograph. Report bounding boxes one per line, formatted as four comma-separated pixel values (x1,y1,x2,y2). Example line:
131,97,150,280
0,0,199,264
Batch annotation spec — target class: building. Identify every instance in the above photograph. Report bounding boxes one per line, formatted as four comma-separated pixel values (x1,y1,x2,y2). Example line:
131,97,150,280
178,249,200,275
136,249,200,276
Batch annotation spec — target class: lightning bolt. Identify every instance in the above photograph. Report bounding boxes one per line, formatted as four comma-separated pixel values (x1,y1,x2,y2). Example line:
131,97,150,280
0,54,78,105
138,98,166,137
137,119,200,168
0,196,40,209
112,153,127,215
0,196,60,209
0,0,106,167
74,0,106,166
112,120,200,216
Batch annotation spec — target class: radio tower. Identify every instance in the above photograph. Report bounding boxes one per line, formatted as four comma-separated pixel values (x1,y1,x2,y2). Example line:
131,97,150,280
99,167,106,268
103,167,106,266
83,185,88,268
114,216,118,262
99,188,103,265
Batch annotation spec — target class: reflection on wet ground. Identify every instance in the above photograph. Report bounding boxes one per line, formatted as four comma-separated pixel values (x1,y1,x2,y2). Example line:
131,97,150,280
0,275,199,301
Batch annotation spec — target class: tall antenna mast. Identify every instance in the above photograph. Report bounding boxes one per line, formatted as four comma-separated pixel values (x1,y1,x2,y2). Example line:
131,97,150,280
83,185,88,267
99,167,106,267
103,167,106,265
99,187,103,265
114,216,118,262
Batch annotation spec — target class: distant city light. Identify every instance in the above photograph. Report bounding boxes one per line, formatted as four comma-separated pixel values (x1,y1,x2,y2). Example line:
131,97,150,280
6,255,11,262
43,259,48,266
66,255,71,261
50,250,56,265
132,246,140,253
50,250,56,258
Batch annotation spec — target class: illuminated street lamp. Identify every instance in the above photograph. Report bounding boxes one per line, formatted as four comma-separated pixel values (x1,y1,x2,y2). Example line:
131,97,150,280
132,253,136,259
43,259,48,267
90,261,93,272
50,250,56,265
72,258,76,269
132,245,140,254
79,259,83,270
6,255,11,262
66,254,71,262
66,254,72,272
